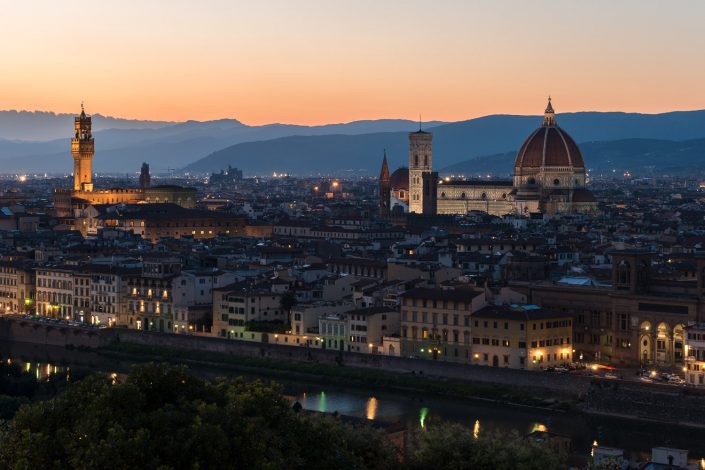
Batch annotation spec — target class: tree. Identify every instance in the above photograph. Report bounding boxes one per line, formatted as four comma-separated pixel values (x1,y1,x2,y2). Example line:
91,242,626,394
0,364,567,470
405,423,565,470
280,290,298,326
0,363,398,470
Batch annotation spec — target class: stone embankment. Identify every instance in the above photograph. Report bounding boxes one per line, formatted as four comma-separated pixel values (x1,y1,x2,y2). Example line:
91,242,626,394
584,379,705,427
1,315,590,396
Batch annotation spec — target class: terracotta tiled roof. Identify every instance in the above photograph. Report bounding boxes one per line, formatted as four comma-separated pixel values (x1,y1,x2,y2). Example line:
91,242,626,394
514,126,585,169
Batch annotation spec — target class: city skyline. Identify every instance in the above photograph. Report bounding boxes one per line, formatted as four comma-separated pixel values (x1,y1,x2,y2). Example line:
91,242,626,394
2,0,705,124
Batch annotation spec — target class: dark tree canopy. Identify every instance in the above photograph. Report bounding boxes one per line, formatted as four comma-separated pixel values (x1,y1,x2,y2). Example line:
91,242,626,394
0,364,565,470
406,423,564,470
0,363,397,470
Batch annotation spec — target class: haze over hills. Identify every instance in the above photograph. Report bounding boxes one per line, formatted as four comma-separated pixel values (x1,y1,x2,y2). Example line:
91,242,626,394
0,113,446,173
3,109,705,175
441,138,705,177
184,110,705,176
0,110,172,141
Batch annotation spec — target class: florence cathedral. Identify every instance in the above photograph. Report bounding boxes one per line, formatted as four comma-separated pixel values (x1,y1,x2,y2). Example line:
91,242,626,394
379,98,597,217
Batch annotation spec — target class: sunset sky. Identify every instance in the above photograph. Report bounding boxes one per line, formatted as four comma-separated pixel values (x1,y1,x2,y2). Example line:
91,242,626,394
2,0,704,125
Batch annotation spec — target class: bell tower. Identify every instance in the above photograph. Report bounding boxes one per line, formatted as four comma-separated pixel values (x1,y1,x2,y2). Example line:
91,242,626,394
72,103,94,192
408,123,433,214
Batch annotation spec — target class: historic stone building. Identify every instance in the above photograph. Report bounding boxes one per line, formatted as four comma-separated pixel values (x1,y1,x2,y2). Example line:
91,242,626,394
382,99,597,217
54,107,197,218
520,250,705,368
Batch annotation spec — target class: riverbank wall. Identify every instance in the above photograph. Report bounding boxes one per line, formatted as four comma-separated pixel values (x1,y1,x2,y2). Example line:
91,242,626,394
107,327,592,396
0,316,589,396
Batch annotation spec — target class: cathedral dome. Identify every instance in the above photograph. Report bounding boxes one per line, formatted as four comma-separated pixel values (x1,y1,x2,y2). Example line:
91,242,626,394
514,98,585,171
390,167,409,191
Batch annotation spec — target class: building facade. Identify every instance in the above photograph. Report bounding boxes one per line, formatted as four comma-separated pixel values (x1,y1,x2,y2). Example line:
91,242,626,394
525,251,705,368
400,287,487,362
390,99,597,217
685,323,705,387
470,305,573,369
0,261,35,314
54,107,197,218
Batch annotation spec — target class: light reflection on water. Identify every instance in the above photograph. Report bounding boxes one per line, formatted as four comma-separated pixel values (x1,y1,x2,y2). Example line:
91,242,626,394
3,344,705,462
293,389,543,435
298,391,403,419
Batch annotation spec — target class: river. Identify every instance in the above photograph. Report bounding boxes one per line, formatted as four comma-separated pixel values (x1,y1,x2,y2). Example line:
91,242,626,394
2,341,704,465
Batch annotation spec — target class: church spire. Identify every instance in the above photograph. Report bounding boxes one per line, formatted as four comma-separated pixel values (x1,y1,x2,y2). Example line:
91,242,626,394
379,149,390,181
542,96,556,127
378,149,391,218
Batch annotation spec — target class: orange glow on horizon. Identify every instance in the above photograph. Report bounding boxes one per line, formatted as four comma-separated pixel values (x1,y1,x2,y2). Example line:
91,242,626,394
1,1,704,125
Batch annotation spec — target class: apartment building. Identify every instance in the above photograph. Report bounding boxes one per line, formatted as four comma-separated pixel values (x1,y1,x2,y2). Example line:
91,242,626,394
470,305,573,369
35,265,75,319
213,281,285,338
0,260,35,314
173,269,239,308
86,265,133,326
122,257,180,332
73,270,91,323
400,287,486,362
685,323,705,387
346,306,400,353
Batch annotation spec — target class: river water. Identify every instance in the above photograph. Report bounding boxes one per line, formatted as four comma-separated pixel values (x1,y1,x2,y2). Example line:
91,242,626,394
2,341,704,464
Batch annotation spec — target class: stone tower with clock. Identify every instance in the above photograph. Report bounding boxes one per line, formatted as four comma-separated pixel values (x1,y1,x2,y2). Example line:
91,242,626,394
72,104,94,192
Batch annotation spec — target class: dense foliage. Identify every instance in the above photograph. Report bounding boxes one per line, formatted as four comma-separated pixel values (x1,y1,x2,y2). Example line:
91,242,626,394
0,363,396,470
407,424,564,470
0,363,564,470
0,362,77,420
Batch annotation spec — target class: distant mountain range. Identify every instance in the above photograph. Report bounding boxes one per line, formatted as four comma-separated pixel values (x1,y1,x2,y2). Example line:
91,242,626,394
0,110,171,141
2,109,705,175
440,138,705,177
0,113,445,174
184,110,705,176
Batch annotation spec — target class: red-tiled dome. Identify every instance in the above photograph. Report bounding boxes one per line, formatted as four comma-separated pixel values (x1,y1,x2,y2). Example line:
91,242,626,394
514,98,585,170
390,167,409,190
